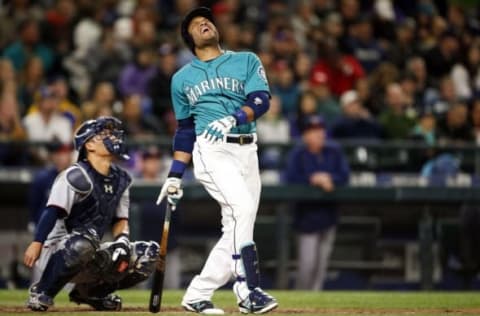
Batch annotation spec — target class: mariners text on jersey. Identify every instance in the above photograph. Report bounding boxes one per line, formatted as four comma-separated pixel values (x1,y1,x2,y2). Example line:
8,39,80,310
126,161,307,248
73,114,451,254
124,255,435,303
171,51,270,135
185,77,245,105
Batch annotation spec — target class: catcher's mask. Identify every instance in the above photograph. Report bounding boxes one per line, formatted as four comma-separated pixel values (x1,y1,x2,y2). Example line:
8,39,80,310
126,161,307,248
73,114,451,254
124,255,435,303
74,116,130,161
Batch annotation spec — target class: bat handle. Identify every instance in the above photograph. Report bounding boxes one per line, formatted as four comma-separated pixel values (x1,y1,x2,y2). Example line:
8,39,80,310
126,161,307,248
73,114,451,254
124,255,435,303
167,186,178,211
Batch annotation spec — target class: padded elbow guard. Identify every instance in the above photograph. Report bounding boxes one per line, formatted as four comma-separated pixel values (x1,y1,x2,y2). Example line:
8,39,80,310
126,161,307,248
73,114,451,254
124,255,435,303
245,91,270,120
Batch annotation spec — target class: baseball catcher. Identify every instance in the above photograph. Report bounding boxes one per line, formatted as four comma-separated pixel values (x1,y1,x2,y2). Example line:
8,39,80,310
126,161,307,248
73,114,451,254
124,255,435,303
23,116,159,311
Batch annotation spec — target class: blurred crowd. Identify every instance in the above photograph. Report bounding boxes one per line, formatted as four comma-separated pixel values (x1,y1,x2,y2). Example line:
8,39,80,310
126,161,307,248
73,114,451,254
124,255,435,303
1,0,480,171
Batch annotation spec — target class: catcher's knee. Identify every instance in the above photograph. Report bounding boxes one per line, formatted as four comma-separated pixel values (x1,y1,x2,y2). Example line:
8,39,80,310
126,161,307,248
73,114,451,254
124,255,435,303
117,241,160,289
64,234,98,268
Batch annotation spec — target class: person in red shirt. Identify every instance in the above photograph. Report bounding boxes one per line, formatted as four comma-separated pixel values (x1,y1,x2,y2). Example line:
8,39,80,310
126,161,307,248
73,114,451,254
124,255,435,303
309,40,365,97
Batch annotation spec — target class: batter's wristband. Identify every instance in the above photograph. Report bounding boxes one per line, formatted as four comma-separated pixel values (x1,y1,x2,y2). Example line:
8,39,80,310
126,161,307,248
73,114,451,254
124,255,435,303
233,109,248,125
168,160,187,178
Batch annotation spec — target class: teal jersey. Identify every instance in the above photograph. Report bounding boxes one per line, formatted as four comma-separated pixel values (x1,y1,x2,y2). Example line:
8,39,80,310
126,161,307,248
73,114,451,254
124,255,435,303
171,51,270,135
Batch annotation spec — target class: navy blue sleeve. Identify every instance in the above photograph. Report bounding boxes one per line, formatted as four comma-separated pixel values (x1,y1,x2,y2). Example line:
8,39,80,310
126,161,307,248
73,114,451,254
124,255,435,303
330,146,350,186
28,174,44,224
33,206,66,243
284,148,309,184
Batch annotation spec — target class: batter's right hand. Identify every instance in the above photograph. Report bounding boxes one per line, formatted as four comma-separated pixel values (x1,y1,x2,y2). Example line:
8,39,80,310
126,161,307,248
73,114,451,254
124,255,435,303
156,177,183,209
24,241,43,268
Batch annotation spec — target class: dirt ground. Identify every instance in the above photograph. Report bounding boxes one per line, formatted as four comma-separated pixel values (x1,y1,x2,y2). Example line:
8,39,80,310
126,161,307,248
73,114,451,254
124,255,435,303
2,306,480,315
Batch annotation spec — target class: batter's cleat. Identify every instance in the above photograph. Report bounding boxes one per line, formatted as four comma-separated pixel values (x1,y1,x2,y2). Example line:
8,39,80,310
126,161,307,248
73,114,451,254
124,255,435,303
27,285,54,312
69,289,122,311
238,288,278,314
182,300,225,315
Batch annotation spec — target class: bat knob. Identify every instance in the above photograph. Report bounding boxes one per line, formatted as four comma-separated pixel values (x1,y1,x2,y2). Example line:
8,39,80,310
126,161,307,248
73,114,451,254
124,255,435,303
167,186,178,195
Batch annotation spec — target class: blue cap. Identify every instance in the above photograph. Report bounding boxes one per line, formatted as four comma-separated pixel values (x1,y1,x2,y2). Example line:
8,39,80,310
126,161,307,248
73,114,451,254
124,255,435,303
301,115,325,133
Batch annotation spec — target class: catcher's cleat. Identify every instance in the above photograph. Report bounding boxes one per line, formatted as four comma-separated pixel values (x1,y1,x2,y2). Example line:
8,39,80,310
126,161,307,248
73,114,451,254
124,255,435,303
27,284,54,312
182,300,225,314
69,289,122,311
238,287,278,314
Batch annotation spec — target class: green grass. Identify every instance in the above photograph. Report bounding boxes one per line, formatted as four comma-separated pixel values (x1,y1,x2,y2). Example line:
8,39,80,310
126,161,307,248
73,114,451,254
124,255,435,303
1,290,480,315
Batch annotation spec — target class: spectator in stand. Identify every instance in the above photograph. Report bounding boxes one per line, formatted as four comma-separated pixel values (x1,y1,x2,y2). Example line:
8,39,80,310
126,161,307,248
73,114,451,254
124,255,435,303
28,143,73,233
88,31,132,92
330,90,383,140
23,86,72,163
270,25,300,60
446,4,477,49
411,108,436,146
148,43,178,122
437,102,473,143
0,93,26,165
291,0,321,51
294,52,313,91
80,81,116,120
339,0,361,30
415,1,439,53
451,42,480,101
345,14,385,73
0,58,17,86
310,39,365,97
131,20,159,51
27,77,81,129
62,3,104,98
257,95,290,170
118,46,157,98
406,56,434,107
424,31,461,81
43,0,76,50
291,90,341,138
285,114,350,290
271,60,301,117
18,57,45,115
354,78,375,116
378,83,416,139
368,62,400,114
2,19,54,72
323,13,344,44
120,94,164,139
388,18,418,68
429,76,461,117
257,95,290,144
471,99,480,145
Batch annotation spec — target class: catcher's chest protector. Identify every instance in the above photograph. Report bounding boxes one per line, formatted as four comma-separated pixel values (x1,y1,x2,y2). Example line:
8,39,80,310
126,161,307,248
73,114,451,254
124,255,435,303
65,162,131,238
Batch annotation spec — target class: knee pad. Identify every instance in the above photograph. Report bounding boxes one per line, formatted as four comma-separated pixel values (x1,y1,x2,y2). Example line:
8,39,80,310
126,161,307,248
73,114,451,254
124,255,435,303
240,241,260,290
64,234,98,268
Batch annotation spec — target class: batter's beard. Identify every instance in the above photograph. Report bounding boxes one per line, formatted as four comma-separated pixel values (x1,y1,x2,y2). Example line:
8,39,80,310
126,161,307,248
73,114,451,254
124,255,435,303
195,31,220,49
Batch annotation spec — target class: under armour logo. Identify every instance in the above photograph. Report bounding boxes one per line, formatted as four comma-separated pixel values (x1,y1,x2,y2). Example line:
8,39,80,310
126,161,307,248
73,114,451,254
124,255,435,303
104,184,113,193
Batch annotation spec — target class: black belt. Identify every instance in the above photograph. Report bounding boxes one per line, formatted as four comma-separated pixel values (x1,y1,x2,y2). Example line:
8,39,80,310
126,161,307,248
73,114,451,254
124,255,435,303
226,134,255,145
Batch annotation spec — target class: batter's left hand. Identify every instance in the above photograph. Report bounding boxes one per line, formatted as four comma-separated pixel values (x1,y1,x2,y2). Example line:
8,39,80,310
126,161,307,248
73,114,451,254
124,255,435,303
203,115,236,144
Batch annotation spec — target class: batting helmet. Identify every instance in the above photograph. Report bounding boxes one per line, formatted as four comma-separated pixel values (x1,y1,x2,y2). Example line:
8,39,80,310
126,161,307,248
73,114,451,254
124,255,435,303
74,116,129,161
181,6,215,55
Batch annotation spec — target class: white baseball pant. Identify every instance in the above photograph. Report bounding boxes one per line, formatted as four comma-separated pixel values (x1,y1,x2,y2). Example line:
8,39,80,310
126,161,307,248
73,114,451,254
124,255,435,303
183,135,261,303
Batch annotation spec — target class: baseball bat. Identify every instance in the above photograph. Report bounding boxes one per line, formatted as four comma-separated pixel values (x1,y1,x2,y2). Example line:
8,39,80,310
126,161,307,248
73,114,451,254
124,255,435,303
149,187,176,313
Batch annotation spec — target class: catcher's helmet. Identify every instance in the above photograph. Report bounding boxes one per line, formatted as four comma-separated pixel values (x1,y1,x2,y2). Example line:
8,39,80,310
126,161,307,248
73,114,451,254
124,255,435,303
74,116,129,161
181,7,215,55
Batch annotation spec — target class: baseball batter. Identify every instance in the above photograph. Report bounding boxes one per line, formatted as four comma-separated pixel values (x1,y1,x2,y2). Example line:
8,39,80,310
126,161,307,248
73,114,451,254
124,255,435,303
23,117,160,311
156,7,277,315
